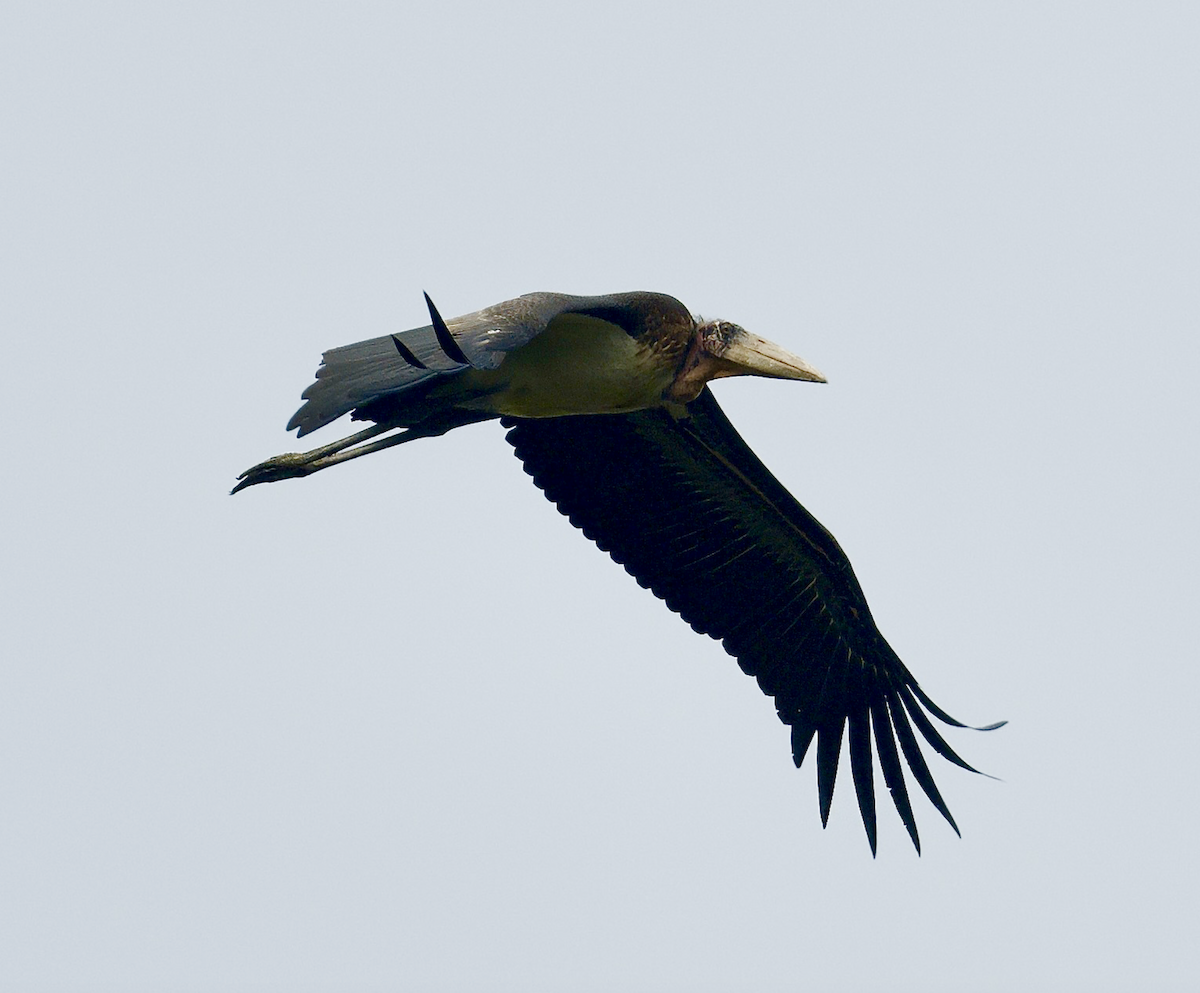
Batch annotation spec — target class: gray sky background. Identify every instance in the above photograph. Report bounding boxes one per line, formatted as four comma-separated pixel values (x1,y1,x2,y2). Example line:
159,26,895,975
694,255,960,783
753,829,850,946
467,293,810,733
3,4,1197,991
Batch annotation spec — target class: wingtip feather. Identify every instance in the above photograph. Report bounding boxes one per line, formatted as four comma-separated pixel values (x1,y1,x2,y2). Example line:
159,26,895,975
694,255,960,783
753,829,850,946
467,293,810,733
816,722,844,828
848,702,877,855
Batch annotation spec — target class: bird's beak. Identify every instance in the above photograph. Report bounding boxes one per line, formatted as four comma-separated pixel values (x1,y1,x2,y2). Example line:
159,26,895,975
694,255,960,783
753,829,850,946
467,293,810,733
717,330,827,384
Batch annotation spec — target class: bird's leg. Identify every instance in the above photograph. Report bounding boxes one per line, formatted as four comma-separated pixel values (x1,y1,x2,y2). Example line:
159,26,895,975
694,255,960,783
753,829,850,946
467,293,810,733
233,422,399,494
232,410,496,494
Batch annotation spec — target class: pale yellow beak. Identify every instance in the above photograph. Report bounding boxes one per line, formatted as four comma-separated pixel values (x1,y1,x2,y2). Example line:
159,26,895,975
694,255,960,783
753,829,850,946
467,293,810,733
717,330,827,384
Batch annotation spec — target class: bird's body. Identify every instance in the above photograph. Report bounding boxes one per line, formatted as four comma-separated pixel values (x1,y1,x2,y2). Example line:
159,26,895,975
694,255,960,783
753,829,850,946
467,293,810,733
235,289,1001,854
434,313,680,418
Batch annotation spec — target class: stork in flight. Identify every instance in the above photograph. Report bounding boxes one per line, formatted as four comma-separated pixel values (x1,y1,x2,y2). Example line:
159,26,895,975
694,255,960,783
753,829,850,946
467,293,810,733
235,290,1002,854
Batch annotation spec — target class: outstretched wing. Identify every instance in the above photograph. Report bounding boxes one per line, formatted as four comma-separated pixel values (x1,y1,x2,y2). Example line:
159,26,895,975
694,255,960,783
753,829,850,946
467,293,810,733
288,291,690,436
504,387,1001,854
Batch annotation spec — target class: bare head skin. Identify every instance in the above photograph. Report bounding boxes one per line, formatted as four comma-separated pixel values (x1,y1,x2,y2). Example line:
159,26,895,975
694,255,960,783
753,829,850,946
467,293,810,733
666,320,827,403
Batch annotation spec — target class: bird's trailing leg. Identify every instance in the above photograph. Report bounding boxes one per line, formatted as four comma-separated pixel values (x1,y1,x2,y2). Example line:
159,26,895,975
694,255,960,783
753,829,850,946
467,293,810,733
233,422,396,493
232,409,496,494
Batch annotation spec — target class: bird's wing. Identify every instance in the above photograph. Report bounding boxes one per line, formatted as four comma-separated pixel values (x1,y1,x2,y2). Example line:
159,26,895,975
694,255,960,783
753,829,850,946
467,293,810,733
288,291,690,436
503,387,1001,854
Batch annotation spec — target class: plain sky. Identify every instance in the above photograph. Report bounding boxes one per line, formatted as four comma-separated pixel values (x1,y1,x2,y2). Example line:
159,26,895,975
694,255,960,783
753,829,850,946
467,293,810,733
2,3,1197,991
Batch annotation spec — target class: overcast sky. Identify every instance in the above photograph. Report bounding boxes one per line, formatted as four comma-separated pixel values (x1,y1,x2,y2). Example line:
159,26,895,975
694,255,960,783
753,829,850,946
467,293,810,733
3,4,1197,991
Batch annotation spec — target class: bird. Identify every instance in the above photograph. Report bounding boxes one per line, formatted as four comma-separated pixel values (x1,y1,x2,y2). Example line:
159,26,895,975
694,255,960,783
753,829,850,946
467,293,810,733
234,289,1002,854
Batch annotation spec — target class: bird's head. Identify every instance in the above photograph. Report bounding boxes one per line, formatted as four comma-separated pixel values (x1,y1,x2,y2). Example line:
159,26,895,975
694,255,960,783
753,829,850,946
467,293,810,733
666,319,827,403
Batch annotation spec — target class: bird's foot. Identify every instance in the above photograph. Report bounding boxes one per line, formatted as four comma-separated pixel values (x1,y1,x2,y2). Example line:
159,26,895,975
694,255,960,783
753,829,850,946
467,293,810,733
231,451,322,494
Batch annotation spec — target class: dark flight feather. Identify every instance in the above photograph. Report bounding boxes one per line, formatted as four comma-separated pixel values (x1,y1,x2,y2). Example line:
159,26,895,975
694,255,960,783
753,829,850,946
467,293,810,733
424,292,472,367
504,387,1000,852
390,333,428,370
